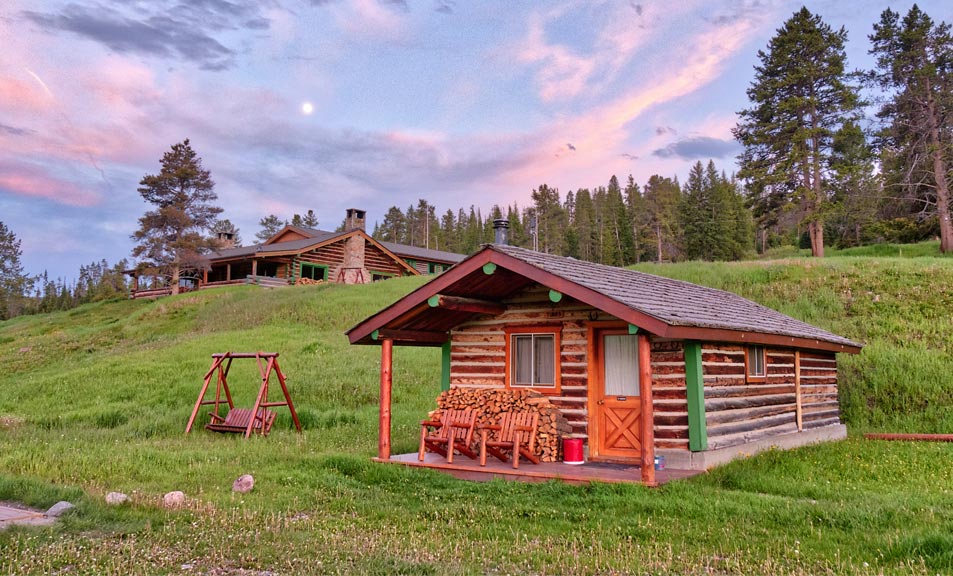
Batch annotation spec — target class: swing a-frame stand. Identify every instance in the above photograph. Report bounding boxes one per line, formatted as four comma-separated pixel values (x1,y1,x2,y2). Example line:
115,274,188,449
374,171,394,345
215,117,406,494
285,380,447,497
185,352,302,438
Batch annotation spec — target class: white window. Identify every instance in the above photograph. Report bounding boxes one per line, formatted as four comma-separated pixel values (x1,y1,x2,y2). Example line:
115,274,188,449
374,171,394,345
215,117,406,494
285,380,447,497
747,345,766,379
510,333,556,388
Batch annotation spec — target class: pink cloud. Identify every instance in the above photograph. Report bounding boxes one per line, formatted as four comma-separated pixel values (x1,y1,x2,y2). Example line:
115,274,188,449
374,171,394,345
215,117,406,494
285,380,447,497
494,17,761,192
519,17,595,102
0,165,101,206
0,76,54,112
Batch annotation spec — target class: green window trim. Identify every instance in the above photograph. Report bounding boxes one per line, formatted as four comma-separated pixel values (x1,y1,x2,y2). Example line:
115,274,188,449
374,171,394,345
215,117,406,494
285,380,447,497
300,262,328,281
684,341,708,452
441,341,451,392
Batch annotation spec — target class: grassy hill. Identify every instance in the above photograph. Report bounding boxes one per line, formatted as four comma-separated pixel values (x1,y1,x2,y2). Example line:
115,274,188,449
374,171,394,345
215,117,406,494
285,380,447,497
1,250,951,575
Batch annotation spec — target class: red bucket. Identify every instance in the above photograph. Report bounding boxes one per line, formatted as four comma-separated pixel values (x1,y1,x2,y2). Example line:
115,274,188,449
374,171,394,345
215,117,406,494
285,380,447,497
563,438,584,465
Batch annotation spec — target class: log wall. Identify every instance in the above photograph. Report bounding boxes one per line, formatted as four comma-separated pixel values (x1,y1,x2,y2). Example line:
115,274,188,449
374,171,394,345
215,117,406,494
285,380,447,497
702,345,840,450
449,286,591,438
799,351,841,430
295,240,409,283
650,340,689,450
449,286,689,452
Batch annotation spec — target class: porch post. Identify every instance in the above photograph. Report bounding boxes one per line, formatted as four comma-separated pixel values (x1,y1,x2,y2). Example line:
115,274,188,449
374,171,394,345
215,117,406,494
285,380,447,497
202,268,208,286
226,264,231,281
251,259,258,277
638,333,656,485
379,338,394,460
131,274,139,293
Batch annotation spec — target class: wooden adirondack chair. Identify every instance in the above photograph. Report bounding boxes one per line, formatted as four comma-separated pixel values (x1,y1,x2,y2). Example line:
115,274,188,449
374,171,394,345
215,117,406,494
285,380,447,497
418,409,478,464
479,411,540,469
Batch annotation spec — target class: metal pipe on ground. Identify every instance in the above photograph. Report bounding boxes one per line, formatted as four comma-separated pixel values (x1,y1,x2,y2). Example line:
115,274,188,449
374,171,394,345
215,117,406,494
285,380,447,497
864,433,953,442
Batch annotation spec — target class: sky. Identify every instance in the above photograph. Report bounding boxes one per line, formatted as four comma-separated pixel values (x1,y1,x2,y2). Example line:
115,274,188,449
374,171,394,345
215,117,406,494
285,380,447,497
0,0,945,281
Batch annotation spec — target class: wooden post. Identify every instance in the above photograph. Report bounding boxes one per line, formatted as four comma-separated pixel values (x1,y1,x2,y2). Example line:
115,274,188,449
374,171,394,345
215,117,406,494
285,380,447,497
202,268,208,285
131,274,139,294
226,264,231,281
794,350,803,432
379,338,394,460
638,333,656,485
251,259,258,277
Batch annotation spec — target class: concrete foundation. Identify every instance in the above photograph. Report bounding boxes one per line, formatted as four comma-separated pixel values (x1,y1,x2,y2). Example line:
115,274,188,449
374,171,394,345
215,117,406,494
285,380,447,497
657,424,848,471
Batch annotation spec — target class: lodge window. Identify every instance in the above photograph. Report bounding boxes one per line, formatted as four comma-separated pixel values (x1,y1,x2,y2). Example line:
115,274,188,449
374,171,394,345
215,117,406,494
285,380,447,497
506,328,560,391
300,263,328,281
371,271,395,282
747,345,766,381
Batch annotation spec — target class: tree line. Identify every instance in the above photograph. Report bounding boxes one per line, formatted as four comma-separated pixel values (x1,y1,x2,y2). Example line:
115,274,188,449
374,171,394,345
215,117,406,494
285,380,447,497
369,164,751,264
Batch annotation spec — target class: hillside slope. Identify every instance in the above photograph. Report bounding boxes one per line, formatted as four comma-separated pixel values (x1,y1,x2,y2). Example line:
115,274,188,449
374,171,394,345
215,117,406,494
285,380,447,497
1,256,951,574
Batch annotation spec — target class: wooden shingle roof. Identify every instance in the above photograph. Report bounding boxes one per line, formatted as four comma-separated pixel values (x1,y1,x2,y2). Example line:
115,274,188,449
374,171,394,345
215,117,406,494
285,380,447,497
488,245,861,350
347,244,863,354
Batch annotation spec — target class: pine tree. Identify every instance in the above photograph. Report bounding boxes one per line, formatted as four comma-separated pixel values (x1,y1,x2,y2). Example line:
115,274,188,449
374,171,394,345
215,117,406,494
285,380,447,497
643,175,682,262
624,176,648,263
531,184,566,254
0,221,32,319
132,140,222,294
734,7,861,257
379,207,406,243
573,189,596,261
256,215,285,242
828,121,879,247
869,5,953,252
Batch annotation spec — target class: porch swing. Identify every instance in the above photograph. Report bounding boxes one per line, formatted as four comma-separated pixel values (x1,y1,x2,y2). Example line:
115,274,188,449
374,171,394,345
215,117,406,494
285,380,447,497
185,352,302,438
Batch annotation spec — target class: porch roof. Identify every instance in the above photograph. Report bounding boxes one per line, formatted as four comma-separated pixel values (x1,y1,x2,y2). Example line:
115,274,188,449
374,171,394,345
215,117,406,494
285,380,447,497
345,244,863,354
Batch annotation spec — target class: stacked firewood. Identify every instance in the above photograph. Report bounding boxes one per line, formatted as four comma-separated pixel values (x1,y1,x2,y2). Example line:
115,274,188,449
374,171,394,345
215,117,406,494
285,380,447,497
434,388,572,462
295,277,325,286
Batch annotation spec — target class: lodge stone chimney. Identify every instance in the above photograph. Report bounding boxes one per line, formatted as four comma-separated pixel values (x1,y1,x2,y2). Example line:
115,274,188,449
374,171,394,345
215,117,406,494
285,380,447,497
216,231,236,249
493,218,510,245
345,208,366,231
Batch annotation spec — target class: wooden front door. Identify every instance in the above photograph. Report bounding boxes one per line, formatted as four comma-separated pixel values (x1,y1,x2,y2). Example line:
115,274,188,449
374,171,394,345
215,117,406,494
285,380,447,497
590,330,642,461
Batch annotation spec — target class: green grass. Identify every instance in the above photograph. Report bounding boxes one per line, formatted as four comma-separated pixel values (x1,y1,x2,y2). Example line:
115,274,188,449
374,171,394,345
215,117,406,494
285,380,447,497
1,257,951,575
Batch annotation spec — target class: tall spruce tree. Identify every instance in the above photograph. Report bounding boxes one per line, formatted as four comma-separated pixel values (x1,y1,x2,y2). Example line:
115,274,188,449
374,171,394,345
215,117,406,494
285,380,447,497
734,7,861,257
828,121,879,247
869,5,953,252
642,175,682,262
131,139,222,294
0,221,31,320
255,214,285,242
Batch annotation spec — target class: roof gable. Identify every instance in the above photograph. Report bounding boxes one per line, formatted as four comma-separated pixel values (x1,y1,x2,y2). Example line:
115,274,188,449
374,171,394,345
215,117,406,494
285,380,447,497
346,244,863,353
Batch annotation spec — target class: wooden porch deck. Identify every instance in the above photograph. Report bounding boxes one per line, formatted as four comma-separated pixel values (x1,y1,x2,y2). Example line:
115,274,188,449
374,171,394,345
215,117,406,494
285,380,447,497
376,453,704,486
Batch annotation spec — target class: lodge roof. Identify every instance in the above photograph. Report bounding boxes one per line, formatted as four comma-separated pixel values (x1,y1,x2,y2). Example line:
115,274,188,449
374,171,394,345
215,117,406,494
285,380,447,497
208,227,466,265
346,243,863,354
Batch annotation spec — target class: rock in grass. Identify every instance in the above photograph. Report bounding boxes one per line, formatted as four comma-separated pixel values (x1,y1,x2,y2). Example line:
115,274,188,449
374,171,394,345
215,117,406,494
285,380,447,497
232,474,255,494
105,492,129,505
46,501,75,517
162,491,185,508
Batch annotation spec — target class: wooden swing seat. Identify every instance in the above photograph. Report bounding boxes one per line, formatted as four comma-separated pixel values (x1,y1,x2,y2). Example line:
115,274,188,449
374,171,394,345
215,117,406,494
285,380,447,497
205,408,277,435
185,352,302,439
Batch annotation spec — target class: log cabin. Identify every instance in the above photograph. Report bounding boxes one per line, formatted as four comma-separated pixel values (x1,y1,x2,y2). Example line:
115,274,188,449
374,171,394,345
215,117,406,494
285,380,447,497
127,209,466,297
347,220,863,484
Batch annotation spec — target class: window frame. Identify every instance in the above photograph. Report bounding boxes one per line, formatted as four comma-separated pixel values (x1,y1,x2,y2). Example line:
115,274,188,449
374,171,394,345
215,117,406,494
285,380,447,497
300,262,328,281
370,270,395,282
504,325,561,393
745,345,767,382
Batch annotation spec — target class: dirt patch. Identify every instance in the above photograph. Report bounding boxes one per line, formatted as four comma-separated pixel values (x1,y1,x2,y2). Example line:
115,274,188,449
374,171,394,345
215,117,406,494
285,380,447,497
0,415,24,430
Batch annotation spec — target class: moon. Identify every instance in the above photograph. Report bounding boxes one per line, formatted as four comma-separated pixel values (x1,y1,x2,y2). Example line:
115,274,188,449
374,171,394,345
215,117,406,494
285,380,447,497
301,102,314,115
